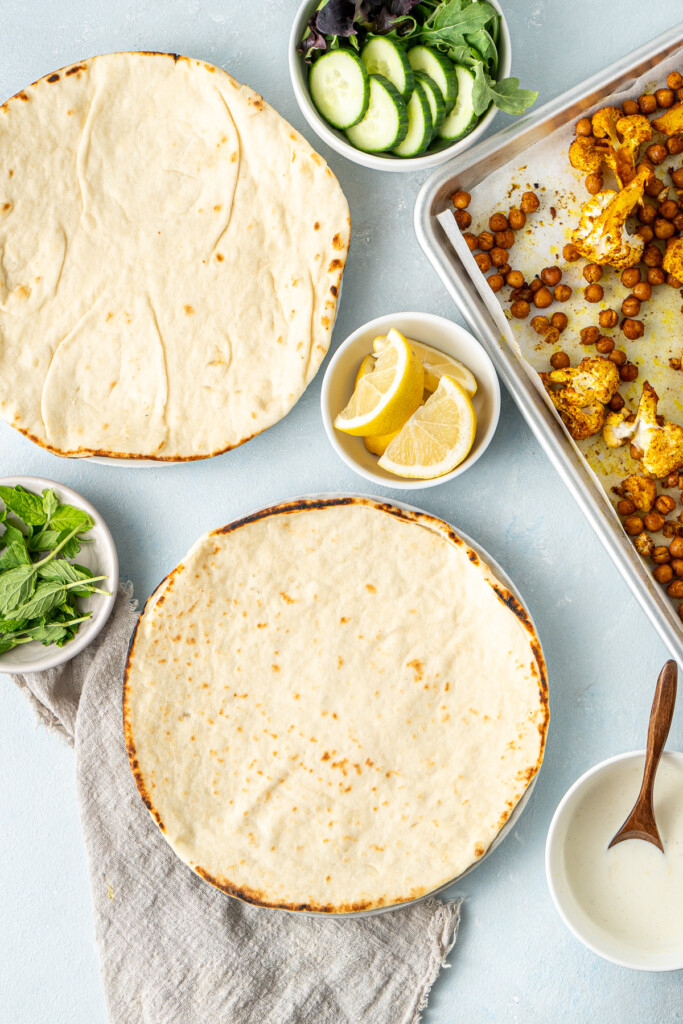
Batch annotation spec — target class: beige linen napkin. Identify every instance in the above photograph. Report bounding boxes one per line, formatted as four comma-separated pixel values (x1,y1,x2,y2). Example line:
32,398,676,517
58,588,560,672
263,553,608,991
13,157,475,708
13,584,462,1024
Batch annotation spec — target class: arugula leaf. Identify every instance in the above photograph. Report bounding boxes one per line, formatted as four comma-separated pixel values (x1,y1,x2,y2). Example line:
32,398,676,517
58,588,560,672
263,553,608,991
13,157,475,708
465,26,497,73
472,62,538,116
0,485,47,526
50,504,93,533
0,564,37,615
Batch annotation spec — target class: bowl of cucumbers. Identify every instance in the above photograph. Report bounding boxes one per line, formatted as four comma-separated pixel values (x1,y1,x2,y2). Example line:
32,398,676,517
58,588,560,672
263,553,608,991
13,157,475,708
289,0,536,171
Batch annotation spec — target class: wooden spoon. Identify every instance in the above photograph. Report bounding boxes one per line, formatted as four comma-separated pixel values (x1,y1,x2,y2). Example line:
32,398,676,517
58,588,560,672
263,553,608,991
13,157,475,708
608,659,678,853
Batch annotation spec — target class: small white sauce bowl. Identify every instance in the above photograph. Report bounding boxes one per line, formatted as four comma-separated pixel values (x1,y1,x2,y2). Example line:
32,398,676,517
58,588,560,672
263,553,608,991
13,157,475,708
546,750,683,972
320,311,500,489
0,476,118,675
288,0,511,173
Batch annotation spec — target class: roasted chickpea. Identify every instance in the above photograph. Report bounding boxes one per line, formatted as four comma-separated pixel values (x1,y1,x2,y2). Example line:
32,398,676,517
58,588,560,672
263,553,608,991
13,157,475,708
617,498,636,516
510,300,530,319
667,72,683,91
585,173,603,195
677,87,683,102
646,143,668,165
452,190,471,209
609,348,627,367
667,579,683,598
648,267,666,287
637,225,655,243
638,203,657,224
624,515,644,536
580,326,601,345
599,308,619,328
533,286,553,309
622,318,645,340
638,93,657,114
554,284,572,302
659,199,679,220
575,117,593,136
584,283,604,302
655,88,675,108
631,443,645,461
621,296,641,317
454,209,472,230
645,176,666,198
489,212,509,232
635,533,655,558
549,351,570,370
654,563,675,584
644,511,665,532
530,315,549,334
655,218,676,240
520,191,540,213
540,266,561,287
653,546,672,564
670,167,683,189
665,472,681,488
563,243,581,262
510,286,533,302
583,264,603,283
609,393,625,412
596,336,615,354
478,231,494,251
508,206,526,230
487,273,504,292
664,521,683,539
529,277,544,293
674,212,683,232
494,229,516,249
667,136,683,156
621,268,641,288
505,269,525,289
490,247,508,267
620,361,639,382
643,244,664,268
671,537,683,559
462,232,478,251
672,559,683,578
633,281,652,302
622,98,639,115
655,495,676,515
667,273,683,288
551,311,568,332
475,252,492,273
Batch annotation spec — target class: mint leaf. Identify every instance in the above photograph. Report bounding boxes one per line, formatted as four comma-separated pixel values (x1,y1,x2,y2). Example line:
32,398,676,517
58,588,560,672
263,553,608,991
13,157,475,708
11,581,69,621
0,564,37,615
0,485,47,526
49,504,93,533
42,488,59,523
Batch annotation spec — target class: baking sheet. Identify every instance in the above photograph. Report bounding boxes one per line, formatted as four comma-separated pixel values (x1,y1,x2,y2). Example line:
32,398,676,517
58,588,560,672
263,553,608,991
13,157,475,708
436,45,683,618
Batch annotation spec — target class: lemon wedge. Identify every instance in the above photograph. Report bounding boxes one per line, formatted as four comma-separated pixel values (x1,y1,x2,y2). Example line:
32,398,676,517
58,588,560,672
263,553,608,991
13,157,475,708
378,374,476,479
355,353,376,386
373,335,477,397
335,329,424,436
352,354,403,455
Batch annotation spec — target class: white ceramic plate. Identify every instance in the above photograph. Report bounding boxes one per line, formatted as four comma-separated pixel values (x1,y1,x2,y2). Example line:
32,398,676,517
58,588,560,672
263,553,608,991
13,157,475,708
0,476,118,674
546,750,683,971
288,0,511,173
320,311,500,489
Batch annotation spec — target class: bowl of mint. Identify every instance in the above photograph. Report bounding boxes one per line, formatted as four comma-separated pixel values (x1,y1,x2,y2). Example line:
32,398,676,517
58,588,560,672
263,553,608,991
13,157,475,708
0,477,118,674
289,0,537,171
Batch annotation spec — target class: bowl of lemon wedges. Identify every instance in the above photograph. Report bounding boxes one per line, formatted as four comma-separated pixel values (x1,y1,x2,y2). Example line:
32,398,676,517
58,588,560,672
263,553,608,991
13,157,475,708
321,312,500,489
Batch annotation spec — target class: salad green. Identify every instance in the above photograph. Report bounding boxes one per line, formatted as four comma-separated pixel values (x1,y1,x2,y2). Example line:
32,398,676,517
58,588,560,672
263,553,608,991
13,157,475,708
299,0,537,157
0,485,109,654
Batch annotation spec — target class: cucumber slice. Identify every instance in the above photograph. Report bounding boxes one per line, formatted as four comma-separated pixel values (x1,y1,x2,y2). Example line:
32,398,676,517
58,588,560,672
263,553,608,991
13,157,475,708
309,50,370,130
414,71,446,134
407,45,457,109
361,36,414,99
438,65,478,142
345,74,408,153
393,80,433,157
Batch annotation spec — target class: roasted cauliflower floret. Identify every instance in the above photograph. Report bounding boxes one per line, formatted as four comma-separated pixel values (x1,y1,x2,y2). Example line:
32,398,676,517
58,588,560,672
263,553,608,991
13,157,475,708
602,382,683,478
652,101,683,136
663,237,683,280
545,391,606,440
571,164,653,268
569,135,606,175
591,107,652,186
544,356,620,406
620,474,658,513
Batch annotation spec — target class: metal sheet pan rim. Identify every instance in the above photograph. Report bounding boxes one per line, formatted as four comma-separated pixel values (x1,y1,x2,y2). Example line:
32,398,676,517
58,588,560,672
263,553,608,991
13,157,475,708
414,23,683,664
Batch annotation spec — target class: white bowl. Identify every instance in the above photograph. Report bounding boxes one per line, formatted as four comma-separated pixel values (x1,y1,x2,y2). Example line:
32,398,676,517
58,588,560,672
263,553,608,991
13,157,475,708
288,0,511,172
320,312,500,489
546,750,683,972
0,476,118,674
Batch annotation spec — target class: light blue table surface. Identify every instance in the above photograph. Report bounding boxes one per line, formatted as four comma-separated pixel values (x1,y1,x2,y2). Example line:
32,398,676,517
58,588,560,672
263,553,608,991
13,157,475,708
1,2,682,1022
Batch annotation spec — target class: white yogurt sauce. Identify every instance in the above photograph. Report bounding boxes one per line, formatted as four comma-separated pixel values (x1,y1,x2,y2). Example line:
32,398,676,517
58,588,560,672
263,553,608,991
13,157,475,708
561,753,683,959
